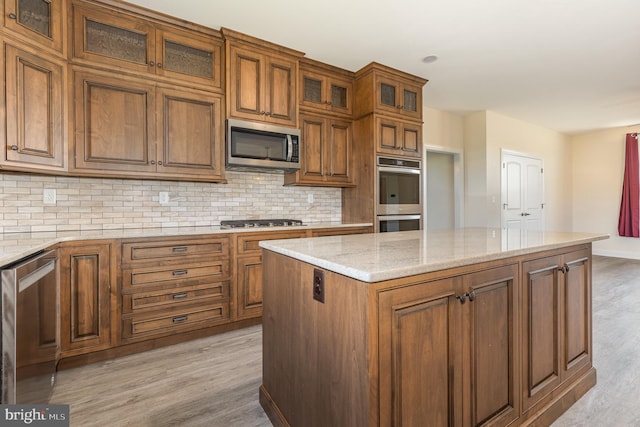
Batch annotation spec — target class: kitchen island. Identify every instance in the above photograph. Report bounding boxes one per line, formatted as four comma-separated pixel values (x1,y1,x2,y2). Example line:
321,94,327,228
259,228,608,427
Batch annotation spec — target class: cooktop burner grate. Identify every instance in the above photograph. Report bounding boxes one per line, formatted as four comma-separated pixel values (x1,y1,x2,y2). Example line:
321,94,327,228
220,219,304,229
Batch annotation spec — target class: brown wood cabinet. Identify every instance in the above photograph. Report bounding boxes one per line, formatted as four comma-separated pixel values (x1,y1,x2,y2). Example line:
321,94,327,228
376,115,422,158
521,247,592,414
354,62,426,121
284,113,353,187
299,58,353,117
0,40,66,172
224,28,302,127
235,230,307,320
120,235,231,342
59,241,113,357
378,264,519,427
1,0,65,55
70,0,223,90
260,243,596,427
71,67,225,181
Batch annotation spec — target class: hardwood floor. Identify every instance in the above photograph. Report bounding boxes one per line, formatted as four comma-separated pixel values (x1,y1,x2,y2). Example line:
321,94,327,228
51,256,640,426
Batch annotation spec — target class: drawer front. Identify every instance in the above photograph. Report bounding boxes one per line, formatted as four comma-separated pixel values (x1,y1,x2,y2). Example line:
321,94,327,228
237,231,308,255
122,304,229,340
122,282,229,314
122,236,229,264
310,227,372,237
123,261,230,289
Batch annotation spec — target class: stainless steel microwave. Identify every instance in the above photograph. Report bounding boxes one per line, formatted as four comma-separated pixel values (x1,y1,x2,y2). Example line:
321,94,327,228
226,119,301,171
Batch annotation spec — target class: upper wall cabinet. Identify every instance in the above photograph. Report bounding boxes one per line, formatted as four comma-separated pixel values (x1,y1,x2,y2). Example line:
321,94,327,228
299,58,353,118
0,40,66,172
354,62,427,121
70,1,223,90
1,0,65,55
223,28,303,127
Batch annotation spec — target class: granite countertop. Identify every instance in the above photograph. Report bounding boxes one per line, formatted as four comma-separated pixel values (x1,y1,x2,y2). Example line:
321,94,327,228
259,228,609,283
0,222,372,267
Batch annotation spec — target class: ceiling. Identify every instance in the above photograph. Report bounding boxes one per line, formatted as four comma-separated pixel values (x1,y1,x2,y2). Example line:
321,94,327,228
127,0,640,135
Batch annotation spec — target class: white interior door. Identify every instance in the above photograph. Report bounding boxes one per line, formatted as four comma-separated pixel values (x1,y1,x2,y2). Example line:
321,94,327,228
501,152,544,244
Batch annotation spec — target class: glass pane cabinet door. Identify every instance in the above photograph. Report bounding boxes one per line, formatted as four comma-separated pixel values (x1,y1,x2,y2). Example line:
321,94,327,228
85,19,148,64
303,77,323,103
4,0,63,52
163,40,213,79
403,88,417,113
380,83,396,108
331,84,348,109
16,0,50,37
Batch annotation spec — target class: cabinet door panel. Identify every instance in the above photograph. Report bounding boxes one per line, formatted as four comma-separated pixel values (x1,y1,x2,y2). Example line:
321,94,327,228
3,43,64,169
379,278,459,427
4,0,64,53
59,244,111,354
563,253,591,376
237,256,264,319
301,116,324,178
157,87,223,179
522,258,562,411
378,119,398,151
401,123,421,156
267,58,296,125
328,119,350,180
465,264,519,426
72,70,155,173
231,48,261,116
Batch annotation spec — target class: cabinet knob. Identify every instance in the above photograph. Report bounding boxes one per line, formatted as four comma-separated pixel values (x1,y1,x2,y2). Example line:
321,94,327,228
265,112,271,116
149,61,155,67
8,13,16,19
158,160,163,165
468,291,476,302
157,63,163,68
397,105,403,109
325,101,332,105
456,293,468,304
150,160,156,165
260,111,266,115
10,145,18,151
559,264,570,274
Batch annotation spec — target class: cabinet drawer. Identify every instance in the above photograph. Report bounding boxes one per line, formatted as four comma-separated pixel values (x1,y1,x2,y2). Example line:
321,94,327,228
237,231,308,255
123,261,230,289
122,304,229,340
122,281,229,314
122,236,229,264
311,227,372,237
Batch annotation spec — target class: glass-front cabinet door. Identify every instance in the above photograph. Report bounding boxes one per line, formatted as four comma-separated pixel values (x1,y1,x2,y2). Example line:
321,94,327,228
3,0,64,53
375,75,422,120
300,66,353,116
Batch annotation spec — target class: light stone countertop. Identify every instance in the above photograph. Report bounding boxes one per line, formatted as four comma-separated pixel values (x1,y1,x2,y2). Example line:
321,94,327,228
259,228,609,283
0,222,371,267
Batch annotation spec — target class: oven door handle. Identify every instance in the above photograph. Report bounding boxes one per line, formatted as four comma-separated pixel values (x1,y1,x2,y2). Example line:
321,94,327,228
377,215,422,221
377,165,421,174
18,259,56,293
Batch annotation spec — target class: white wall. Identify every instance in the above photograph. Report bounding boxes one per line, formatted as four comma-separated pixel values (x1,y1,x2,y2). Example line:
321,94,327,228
571,126,640,258
463,111,488,226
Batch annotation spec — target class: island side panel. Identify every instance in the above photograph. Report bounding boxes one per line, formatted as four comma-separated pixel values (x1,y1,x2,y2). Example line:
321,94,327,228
261,250,370,427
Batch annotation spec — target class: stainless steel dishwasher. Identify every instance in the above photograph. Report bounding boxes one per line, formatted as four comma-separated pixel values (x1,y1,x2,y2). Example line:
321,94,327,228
1,249,59,404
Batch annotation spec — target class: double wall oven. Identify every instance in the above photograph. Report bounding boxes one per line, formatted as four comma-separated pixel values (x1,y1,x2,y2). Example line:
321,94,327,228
376,156,422,232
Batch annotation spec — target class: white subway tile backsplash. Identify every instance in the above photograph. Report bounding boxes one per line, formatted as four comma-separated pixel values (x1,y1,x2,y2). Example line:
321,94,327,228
0,171,341,232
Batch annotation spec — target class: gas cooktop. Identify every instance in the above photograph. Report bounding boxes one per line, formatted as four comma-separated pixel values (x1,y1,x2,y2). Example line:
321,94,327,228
220,219,304,229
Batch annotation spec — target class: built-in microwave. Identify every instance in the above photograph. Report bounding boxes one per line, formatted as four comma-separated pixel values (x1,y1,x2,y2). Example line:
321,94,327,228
227,118,301,171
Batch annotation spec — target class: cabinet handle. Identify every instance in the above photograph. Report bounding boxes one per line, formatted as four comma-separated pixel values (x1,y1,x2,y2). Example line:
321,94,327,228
172,292,188,300
172,269,188,276
468,291,476,302
150,160,156,165
149,61,155,67
10,145,18,151
172,315,188,323
157,63,163,68
8,13,16,19
172,246,188,253
456,293,468,304
158,160,163,165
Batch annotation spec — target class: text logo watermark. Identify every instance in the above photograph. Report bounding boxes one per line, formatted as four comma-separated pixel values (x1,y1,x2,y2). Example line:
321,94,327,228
0,405,69,427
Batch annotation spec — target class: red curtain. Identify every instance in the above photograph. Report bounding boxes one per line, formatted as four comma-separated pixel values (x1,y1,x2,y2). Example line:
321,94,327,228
618,133,639,237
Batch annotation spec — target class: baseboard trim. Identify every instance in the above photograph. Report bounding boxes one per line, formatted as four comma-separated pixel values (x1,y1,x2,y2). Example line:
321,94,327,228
259,385,289,427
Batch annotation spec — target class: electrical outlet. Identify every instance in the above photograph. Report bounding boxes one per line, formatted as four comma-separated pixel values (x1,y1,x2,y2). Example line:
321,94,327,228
43,189,56,205
313,268,325,303
159,191,170,204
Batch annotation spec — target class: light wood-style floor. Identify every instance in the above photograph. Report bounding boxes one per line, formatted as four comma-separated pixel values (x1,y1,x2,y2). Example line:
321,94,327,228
51,256,640,426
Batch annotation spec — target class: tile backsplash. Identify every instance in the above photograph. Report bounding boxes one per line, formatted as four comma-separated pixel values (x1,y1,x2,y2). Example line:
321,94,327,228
0,172,342,233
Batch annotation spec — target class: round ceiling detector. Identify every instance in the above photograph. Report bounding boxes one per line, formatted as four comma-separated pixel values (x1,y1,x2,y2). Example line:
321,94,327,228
422,55,438,64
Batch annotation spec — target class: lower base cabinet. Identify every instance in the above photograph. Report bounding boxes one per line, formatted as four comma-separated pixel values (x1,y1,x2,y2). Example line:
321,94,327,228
59,241,113,357
378,264,519,427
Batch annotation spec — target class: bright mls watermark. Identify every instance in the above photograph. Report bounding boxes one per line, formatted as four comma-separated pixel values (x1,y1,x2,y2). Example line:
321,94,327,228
0,405,69,426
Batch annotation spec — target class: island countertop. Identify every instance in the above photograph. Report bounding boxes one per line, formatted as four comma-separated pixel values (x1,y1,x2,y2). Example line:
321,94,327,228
259,227,609,282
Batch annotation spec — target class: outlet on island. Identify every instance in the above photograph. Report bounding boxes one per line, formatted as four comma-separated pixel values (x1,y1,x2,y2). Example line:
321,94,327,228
313,268,325,303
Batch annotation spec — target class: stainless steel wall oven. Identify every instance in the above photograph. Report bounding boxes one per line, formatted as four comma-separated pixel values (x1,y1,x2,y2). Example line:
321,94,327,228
376,156,422,232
